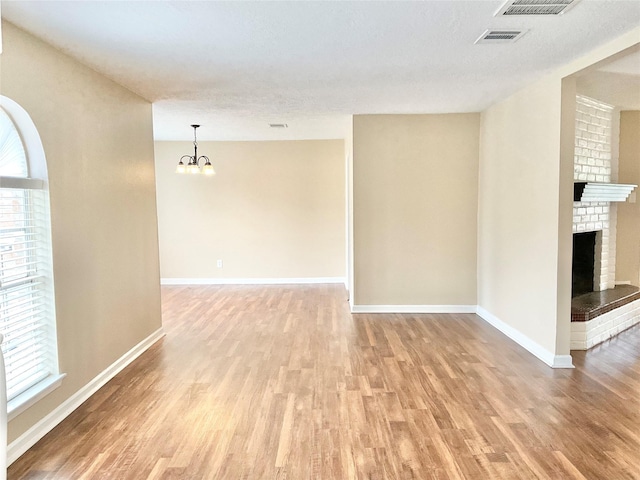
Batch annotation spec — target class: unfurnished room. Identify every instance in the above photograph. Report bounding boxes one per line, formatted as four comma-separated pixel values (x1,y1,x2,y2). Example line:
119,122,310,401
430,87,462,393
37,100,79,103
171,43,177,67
0,1,639,479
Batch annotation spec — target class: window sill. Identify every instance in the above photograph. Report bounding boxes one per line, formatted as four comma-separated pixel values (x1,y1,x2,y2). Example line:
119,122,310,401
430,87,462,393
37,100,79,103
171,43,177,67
7,373,66,421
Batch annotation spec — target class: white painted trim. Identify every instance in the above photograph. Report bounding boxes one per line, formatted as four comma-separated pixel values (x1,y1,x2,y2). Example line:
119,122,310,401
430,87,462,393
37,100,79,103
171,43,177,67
7,328,165,466
161,277,346,285
7,374,66,421
0,333,6,479
476,306,574,369
0,176,44,190
552,355,575,368
351,305,477,314
0,96,49,180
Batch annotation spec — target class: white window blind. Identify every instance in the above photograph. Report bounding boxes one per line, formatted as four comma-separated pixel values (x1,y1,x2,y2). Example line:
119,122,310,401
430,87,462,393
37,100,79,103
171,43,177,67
0,186,55,401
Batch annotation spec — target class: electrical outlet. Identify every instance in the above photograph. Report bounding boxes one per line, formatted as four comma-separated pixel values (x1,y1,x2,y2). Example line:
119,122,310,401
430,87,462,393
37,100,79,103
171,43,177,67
216,259,223,268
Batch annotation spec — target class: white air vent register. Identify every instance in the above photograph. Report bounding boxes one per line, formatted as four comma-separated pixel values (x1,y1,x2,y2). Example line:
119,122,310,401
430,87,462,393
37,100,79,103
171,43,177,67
495,0,582,16
475,29,527,44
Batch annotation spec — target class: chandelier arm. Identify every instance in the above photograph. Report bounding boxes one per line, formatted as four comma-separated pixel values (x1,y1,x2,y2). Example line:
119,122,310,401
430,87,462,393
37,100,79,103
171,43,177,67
176,125,212,175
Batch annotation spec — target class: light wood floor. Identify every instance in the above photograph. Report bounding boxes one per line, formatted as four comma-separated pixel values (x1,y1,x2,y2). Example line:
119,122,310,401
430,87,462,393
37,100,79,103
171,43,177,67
9,285,640,479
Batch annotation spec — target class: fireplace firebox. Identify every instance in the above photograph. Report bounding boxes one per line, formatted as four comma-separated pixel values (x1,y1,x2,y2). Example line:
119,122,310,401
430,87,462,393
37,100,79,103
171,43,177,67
572,232,596,297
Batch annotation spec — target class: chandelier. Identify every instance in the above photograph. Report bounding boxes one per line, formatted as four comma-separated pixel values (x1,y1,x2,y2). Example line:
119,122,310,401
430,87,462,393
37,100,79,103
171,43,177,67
175,124,215,175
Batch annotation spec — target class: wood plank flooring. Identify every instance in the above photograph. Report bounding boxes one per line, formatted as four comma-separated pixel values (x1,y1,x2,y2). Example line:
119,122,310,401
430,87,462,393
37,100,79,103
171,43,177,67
8,284,640,479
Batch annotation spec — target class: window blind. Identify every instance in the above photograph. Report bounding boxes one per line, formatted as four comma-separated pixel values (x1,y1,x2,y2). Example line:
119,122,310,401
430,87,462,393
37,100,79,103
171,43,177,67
0,187,54,401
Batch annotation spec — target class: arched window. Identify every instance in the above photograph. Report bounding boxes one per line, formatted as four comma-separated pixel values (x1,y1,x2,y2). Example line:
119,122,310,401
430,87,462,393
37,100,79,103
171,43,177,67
0,96,62,417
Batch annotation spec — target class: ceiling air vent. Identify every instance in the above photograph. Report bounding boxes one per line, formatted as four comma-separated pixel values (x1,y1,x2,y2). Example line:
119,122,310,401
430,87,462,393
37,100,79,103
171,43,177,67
475,29,527,44
495,0,581,16
269,123,288,128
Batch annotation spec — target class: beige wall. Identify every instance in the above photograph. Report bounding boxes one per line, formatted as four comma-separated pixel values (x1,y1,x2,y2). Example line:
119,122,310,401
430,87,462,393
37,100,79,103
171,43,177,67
557,78,577,356
478,77,564,355
155,140,345,280
1,22,162,442
616,111,640,286
478,31,640,363
352,114,479,306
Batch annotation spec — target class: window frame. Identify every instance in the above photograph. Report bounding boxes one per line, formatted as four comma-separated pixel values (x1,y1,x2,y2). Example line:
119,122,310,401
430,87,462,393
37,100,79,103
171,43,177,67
0,96,65,420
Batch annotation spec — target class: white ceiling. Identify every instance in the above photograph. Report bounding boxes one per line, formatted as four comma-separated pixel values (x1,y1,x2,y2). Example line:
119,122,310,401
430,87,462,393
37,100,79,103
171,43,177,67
577,48,640,109
2,1,640,141
599,49,640,76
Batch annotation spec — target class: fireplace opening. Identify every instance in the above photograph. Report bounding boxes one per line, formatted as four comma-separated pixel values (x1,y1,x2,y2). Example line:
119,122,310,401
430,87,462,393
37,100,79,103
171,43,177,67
572,232,596,297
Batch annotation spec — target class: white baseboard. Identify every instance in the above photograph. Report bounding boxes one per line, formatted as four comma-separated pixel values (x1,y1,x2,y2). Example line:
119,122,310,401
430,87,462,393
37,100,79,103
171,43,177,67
161,277,346,286
476,306,574,369
351,305,477,314
7,328,165,465
551,355,575,368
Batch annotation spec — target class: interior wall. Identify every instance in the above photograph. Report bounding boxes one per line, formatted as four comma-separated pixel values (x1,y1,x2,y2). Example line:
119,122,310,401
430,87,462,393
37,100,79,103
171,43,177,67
1,22,162,442
346,117,354,303
556,77,577,357
477,31,640,365
478,76,563,357
616,111,640,286
154,140,346,280
352,114,479,306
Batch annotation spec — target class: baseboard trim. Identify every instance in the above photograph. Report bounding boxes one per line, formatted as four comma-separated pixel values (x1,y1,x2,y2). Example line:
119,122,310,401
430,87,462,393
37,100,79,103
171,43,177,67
551,355,575,368
161,277,346,286
351,305,477,314
7,327,165,466
476,306,574,369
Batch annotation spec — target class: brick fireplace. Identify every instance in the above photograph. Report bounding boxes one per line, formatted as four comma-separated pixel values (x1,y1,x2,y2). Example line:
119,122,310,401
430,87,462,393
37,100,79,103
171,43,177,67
572,96,616,290
570,95,640,350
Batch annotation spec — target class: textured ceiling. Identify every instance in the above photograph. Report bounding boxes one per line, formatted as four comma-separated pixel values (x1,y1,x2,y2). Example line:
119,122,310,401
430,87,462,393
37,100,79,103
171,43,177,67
2,1,640,140
577,48,640,110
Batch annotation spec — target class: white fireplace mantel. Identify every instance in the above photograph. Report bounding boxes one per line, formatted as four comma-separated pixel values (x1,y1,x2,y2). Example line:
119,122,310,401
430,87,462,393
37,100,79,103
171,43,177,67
574,182,637,203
